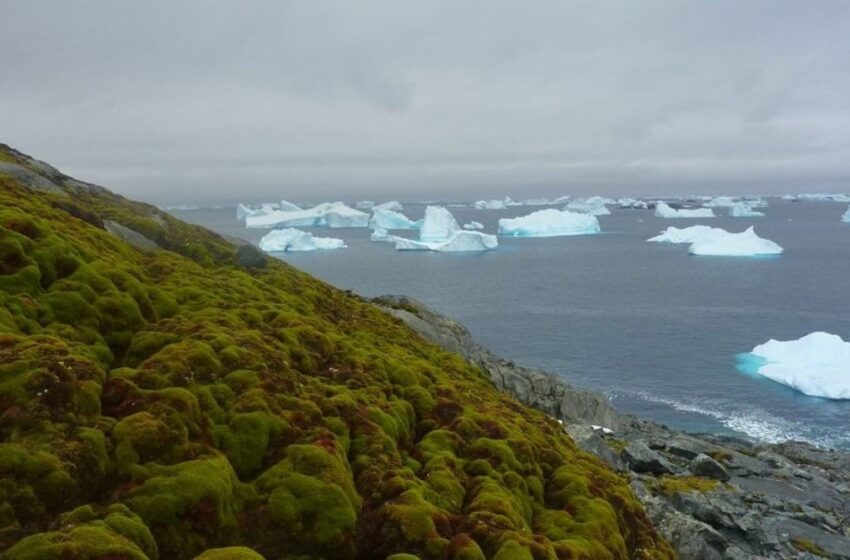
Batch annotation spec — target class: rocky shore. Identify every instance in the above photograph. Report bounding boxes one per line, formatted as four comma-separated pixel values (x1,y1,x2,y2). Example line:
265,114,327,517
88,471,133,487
375,295,850,560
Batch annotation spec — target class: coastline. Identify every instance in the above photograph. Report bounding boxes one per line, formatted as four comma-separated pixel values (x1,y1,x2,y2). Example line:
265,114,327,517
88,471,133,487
375,295,850,559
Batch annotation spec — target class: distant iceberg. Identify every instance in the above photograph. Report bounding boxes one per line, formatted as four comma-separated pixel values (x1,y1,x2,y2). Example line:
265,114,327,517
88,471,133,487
370,227,400,244
648,225,725,244
279,200,302,212
740,332,850,399
654,202,716,219
258,228,346,252
565,196,612,215
728,202,764,217
420,206,462,241
792,193,850,203
463,221,484,230
246,202,370,229
498,208,600,237
355,200,375,209
237,202,281,221
703,196,738,208
688,226,783,256
474,197,512,210
551,195,572,205
369,208,422,230
395,230,498,252
237,203,257,221
618,198,649,209
373,201,404,212
842,206,850,222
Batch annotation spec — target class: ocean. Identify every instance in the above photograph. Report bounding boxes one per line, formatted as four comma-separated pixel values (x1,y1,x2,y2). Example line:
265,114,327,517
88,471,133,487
171,199,850,449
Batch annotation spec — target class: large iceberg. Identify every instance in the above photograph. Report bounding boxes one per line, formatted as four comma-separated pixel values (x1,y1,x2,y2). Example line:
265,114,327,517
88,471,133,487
648,225,726,244
728,202,764,217
258,228,346,252
654,202,716,219
841,206,850,222
237,202,280,221
246,202,370,229
395,231,498,252
369,208,422,230
419,206,462,241
565,196,612,216
688,226,783,256
498,208,600,237
279,200,302,212
739,332,850,399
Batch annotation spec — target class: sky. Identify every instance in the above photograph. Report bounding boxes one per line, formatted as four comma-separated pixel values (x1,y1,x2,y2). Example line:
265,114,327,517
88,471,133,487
3,1,850,205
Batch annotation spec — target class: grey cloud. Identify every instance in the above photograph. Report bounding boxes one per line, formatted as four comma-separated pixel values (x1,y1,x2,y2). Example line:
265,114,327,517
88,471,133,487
2,0,850,204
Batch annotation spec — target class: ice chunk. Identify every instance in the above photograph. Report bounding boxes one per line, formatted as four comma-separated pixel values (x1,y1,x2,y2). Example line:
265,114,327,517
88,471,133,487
728,202,764,217
793,193,850,202
654,202,716,218
369,208,422,230
246,202,369,229
370,227,401,243
258,228,346,252
618,198,649,209
703,196,738,208
419,206,461,241
565,196,611,215
395,230,498,252
463,221,485,230
279,200,302,212
236,203,256,221
473,197,511,210
648,225,726,244
740,332,850,399
519,198,551,206
842,206,850,222
551,195,572,204
688,226,783,256
498,208,600,237
373,201,404,212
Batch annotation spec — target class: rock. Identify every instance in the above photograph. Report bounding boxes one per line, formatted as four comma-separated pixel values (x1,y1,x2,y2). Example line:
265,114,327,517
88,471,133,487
691,454,731,481
622,441,675,474
668,438,705,460
104,220,159,252
565,425,624,471
235,244,268,269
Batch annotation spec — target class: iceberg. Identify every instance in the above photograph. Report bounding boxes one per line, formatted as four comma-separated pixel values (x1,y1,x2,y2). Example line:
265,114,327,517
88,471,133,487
728,202,764,217
740,332,850,399
703,196,738,208
237,203,280,221
279,200,302,212
498,208,600,237
355,200,375,209
473,197,511,210
246,202,370,229
463,221,484,230
419,206,462,241
688,226,783,256
373,200,404,212
842,206,850,222
369,208,422,230
654,202,716,219
258,228,346,252
647,225,726,244
551,195,572,204
395,230,498,252
794,193,850,203
236,203,257,221
618,198,649,209
565,196,612,215
370,227,401,244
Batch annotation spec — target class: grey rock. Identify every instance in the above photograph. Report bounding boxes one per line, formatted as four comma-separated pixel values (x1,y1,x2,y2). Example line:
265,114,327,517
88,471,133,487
565,425,624,471
104,220,159,252
691,454,731,481
622,441,675,474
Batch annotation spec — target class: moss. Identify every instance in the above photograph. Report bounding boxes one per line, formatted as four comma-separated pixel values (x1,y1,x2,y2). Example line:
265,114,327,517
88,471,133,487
492,540,533,560
650,475,720,497
193,547,266,560
791,537,830,558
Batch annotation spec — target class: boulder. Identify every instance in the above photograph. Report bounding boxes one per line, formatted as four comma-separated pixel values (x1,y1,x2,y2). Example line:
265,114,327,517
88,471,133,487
621,441,675,474
691,454,731,481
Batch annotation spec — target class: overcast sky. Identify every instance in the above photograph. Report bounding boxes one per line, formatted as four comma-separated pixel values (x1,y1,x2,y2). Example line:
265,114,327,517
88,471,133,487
3,1,850,204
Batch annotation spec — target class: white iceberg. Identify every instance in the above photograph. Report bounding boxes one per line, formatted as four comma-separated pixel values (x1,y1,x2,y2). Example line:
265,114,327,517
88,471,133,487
519,198,552,206
419,206,462,241
794,193,850,203
370,227,401,244
565,196,612,216
704,196,738,208
688,226,783,256
551,195,572,204
463,221,485,230
473,197,512,210
648,225,726,244
729,202,764,217
618,198,648,209
373,201,404,212
355,200,375,209
258,228,346,252
279,200,302,212
237,203,257,221
246,202,370,229
394,230,498,252
654,202,716,219
741,332,850,399
369,208,422,230
842,206,850,222
498,208,600,237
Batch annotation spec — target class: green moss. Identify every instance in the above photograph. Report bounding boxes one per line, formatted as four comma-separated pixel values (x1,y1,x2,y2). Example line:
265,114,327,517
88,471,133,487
193,547,266,560
492,540,533,560
650,475,720,497
791,537,830,558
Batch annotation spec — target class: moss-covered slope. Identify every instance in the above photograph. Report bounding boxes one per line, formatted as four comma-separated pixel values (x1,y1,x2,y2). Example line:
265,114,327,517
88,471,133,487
0,146,674,560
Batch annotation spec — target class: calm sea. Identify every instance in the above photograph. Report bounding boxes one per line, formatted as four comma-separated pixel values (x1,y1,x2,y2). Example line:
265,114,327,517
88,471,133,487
171,199,850,449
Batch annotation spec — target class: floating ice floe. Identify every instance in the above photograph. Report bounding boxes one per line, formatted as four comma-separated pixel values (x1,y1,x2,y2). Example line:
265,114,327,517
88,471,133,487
395,231,498,252
369,208,422,230
740,332,850,399
473,197,512,210
373,201,404,212
688,226,783,256
463,221,485,230
728,202,764,218
618,198,649,209
258,228,346,252
703,196,738,208
654,202,716,219
648,225,726,244
842,206,850,222
565,196,612,215
498,208,600,237
246,202,370,229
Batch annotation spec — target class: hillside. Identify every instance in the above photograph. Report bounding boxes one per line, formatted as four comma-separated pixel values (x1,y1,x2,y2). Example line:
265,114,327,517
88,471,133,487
0,145,672,560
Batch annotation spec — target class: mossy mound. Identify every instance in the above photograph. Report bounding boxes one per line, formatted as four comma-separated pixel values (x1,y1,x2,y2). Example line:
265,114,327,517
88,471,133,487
0,146,673,559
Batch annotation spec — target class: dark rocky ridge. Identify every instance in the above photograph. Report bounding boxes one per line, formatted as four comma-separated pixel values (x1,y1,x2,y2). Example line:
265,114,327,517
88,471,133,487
375,295,850,559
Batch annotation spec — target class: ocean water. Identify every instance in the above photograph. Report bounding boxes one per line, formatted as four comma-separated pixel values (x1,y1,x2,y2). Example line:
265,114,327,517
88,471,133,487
171,200,850,449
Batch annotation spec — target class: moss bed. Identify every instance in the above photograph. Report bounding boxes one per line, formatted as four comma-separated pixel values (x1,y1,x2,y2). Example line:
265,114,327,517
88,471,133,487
0,149,674,560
